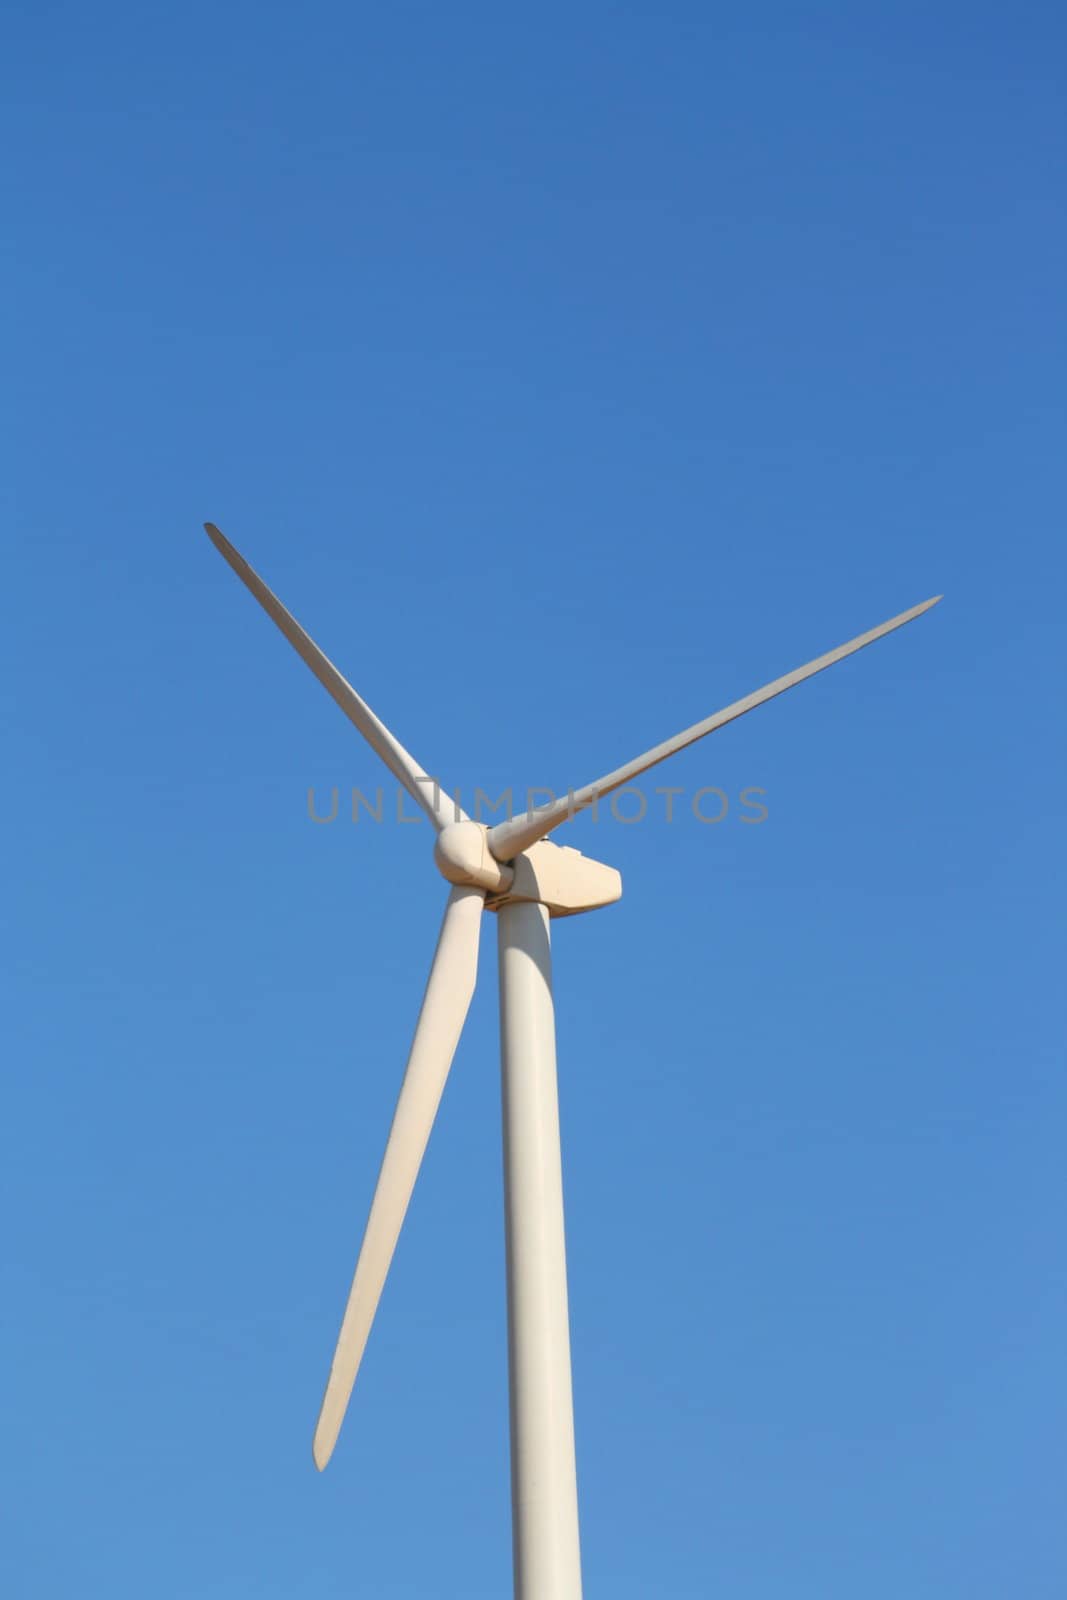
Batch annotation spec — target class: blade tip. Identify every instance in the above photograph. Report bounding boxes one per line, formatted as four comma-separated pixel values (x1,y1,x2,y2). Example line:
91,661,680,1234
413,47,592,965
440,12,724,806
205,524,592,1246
906,594,943,621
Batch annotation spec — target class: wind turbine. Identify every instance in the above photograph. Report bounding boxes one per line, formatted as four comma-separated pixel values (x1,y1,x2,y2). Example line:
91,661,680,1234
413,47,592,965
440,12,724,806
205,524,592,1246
203,521,940,1600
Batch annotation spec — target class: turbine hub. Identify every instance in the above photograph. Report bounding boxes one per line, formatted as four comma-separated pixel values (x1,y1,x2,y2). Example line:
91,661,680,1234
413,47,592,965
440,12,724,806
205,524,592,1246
434,822,514,893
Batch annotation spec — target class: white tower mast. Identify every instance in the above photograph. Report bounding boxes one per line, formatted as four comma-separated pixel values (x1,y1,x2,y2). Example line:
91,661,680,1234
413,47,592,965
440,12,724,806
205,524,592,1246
499,901,583,1598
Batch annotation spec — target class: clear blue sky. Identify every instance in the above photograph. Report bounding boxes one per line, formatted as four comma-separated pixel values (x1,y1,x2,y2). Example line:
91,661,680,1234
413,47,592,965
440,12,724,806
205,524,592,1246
4,4,1064,1596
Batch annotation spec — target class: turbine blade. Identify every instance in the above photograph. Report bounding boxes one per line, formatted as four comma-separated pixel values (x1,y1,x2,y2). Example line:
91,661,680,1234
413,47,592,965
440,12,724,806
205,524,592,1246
487,595,942,860
204,523,466,829
312,884,484,1470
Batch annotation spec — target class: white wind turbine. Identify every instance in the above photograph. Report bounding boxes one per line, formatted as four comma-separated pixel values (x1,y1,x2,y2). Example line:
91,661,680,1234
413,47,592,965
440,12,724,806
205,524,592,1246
204,521,940,1600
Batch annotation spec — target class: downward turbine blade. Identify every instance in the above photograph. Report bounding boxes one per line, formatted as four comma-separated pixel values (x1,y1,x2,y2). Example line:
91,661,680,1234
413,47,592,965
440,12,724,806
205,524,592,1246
487,594,942,860
204,523,466,830
312,884,484,1470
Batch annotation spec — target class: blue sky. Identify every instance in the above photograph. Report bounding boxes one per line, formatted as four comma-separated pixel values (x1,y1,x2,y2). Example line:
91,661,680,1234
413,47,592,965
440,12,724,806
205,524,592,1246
4,3,1064,1595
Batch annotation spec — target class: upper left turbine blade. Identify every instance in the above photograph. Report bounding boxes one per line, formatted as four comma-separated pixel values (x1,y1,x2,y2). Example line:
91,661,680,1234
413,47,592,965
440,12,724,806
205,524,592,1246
203,524,465,829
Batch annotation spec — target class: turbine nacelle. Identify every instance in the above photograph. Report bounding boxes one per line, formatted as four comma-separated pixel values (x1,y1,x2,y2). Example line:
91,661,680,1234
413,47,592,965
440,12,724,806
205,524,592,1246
489,839,622,919
434,821,623,918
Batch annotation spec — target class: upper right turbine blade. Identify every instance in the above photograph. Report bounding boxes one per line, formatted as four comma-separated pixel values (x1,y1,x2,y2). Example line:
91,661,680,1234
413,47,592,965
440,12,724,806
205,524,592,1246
487,595,942,860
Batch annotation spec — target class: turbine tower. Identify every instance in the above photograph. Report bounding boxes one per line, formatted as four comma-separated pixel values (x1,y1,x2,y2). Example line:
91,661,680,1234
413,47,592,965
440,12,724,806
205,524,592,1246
203,522,939,1599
